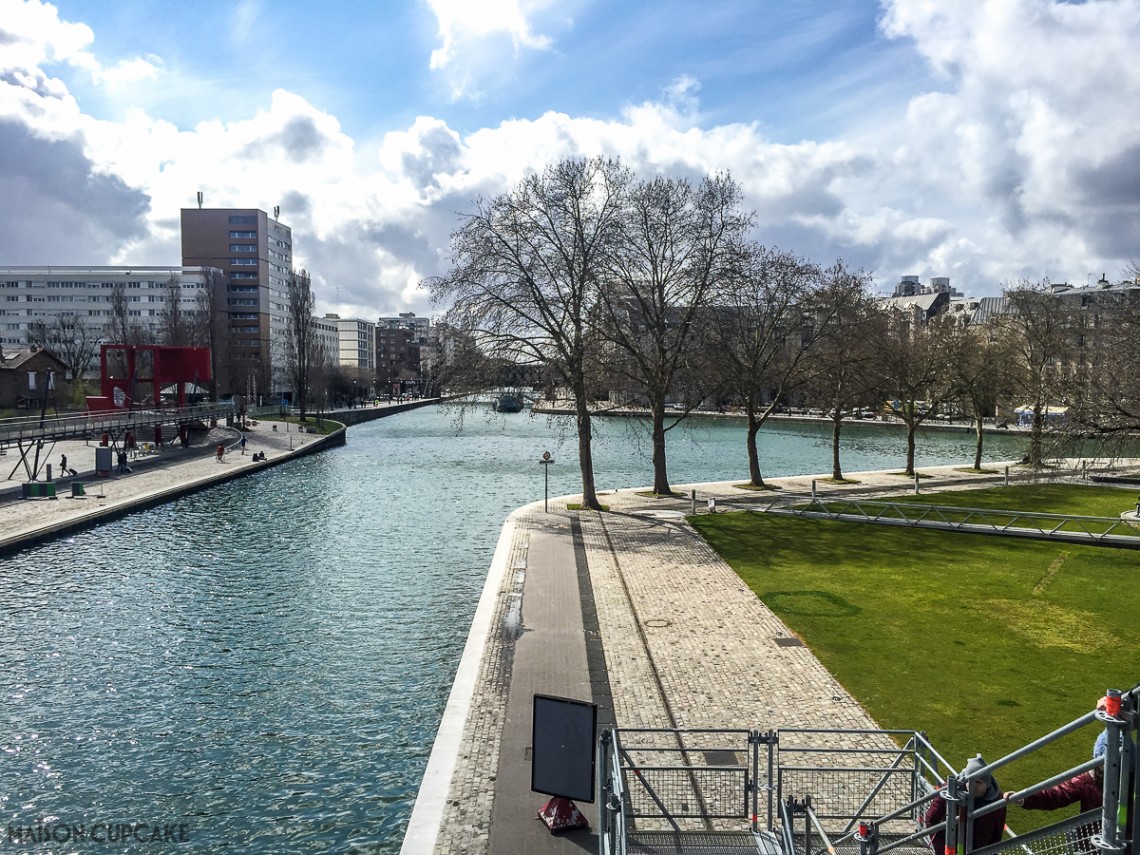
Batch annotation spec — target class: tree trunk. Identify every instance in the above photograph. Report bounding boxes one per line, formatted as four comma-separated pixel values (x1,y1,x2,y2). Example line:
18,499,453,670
831,416,843,480
905,422,917,476
1029,405,1044,469
746,406,764,487
973,404,985,471
651,403,671,495
575,395,601,510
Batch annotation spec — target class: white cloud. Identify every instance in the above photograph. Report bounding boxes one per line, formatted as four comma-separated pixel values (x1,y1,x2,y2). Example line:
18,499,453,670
425,0,554,70
3,0,1140,317
874,0,1140,278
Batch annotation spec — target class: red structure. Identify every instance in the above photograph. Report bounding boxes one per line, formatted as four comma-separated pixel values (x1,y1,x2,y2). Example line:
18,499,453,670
86,345,211,411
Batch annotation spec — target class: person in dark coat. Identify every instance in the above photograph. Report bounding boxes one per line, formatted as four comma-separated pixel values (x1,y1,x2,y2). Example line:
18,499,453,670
925,754,1007,854
1007,730,1105,814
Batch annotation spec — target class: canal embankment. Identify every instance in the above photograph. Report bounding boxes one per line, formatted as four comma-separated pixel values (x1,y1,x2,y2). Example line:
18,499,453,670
0,398,441,556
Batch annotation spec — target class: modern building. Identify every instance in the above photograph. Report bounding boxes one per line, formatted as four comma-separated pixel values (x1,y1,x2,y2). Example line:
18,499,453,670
181,207,293,402
311,315,339,370
0,265,210,352
377,313,429,395
322,314,376,372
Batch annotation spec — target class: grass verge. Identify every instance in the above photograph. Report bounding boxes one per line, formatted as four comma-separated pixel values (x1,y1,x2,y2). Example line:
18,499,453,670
691,484,1138,827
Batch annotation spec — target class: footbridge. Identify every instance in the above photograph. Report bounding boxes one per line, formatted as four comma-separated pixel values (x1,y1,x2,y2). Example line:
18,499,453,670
1,404,233,482
599,686,1137,855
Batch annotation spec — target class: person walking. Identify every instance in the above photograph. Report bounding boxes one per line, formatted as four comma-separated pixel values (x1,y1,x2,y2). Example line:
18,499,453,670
216,443,225,463
239,435,247,455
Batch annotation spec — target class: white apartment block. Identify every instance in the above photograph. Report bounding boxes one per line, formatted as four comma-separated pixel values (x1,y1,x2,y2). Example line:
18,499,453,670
324,314,376,371
0,266,209,351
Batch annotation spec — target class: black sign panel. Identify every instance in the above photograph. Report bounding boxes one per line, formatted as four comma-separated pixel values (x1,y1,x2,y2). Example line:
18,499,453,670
531,694,597,802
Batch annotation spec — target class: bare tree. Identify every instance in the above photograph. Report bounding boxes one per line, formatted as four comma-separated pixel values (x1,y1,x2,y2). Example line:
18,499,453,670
284,269,319,421
799,263,880,481
944,320,1020,470
701,244,824,487
25,313,102,406
427,157,630,510
998,280,1077,468
598,172,751,496
194,268,229,400
160,275,192,346
1061,283,1140,445
108,283,151,345
875,309,961,476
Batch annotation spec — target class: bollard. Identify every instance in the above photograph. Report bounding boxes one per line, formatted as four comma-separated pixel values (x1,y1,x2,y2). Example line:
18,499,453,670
811,480,817,502
1004,465,1009,487
914,472,920,494
691,489,696,516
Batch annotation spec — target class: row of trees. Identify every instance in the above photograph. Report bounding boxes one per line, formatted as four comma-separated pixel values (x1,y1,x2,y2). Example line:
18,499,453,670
428,157,1140,510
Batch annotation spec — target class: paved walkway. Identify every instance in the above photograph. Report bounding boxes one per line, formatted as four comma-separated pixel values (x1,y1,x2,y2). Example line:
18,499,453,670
405,459,1126,855
0,417,319,552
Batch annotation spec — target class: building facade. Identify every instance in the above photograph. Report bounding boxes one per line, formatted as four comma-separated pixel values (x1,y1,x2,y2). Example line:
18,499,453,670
0,265,209,365
181,208,293,402
377,313,429,395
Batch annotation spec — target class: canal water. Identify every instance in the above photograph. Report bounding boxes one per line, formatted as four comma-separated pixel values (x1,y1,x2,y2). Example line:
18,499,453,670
0,406,1026,852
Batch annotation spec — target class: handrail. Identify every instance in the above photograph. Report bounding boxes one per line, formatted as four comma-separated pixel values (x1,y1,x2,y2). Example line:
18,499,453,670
759,498,1140,547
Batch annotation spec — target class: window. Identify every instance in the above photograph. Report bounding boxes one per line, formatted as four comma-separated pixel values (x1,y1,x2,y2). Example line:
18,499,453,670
230,244,257,252
229,231,256,238
231,272,257,280
231,258,257,266
228,215,257,224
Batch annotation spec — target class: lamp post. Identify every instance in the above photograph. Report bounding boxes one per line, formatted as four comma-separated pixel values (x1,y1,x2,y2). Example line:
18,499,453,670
539,451,554,512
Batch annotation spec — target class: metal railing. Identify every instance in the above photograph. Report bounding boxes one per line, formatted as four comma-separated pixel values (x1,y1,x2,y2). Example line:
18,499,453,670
0,403,233,447
598,686,1137,855
751,496,1140,548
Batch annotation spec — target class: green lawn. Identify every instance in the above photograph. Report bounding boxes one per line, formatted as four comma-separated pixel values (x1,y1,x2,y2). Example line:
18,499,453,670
691,484,1138,825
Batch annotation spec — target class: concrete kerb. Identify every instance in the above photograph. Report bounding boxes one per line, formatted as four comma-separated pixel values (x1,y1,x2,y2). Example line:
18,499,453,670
0,421,347,557
399,505,534,855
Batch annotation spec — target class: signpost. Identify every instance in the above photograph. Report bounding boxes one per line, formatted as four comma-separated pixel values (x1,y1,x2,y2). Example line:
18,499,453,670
539,451,554,513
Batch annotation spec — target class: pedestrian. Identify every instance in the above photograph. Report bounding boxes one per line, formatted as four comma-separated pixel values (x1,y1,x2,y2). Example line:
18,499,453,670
1005,740,1103,813
59,454,77,477
216,443,225,462
925,754,1006,854
116,450,131,474
240,435,247,455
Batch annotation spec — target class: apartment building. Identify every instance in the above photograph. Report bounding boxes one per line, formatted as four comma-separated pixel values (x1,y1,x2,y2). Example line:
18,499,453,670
0,266,209,351
377,313,429,395
181,207,293,401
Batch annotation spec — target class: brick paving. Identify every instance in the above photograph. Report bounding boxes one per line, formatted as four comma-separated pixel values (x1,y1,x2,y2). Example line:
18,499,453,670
411,462,1060,854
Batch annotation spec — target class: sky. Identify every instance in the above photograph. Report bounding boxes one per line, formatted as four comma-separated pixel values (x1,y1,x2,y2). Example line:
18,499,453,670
2,0,1138,319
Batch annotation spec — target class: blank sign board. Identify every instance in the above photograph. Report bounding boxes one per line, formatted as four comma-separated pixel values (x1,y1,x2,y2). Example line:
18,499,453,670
531,694,597,802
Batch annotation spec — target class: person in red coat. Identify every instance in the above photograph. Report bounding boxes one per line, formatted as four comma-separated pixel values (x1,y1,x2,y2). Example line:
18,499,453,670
1006,734,1104,814
926,754,1007,854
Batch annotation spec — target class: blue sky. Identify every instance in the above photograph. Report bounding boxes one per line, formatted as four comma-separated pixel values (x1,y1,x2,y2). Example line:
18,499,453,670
2,0,1138,318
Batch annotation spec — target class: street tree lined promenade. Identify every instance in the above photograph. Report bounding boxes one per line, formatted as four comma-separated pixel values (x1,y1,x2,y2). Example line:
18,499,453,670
427,156,1140,503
